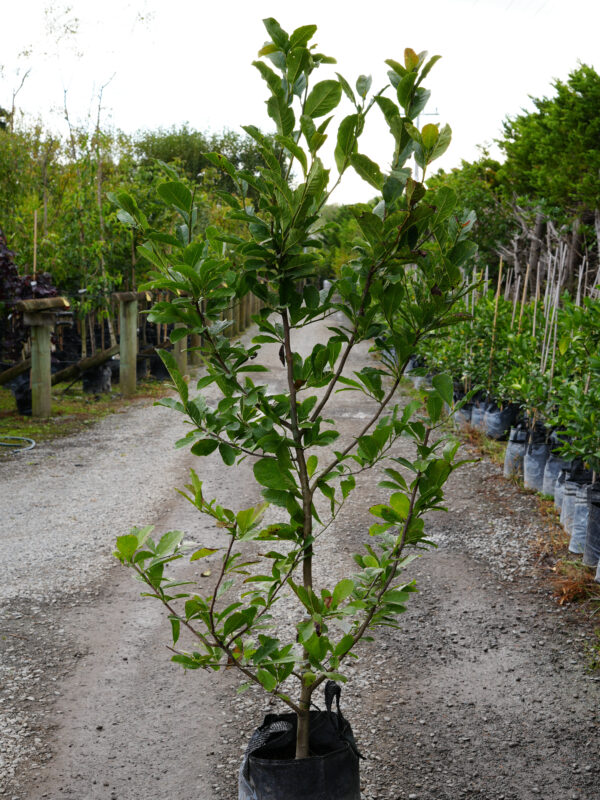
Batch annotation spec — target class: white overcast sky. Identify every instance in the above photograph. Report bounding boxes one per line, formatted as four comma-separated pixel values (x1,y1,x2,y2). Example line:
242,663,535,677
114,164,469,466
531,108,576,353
3,0,599,203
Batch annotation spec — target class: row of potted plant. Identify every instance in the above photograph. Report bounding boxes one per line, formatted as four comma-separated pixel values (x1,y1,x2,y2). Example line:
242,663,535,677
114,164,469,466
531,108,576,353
413,283,600,579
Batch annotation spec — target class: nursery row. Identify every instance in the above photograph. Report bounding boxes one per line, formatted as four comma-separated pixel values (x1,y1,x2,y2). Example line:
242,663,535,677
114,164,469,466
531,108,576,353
410,262,600,579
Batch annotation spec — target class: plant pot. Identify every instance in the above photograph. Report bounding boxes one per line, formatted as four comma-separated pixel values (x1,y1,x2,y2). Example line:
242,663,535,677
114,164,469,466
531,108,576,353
583,485,600,568
561,480,579,534
554,469,568,511
503,426,527,479
568,484,590,554
454,402,472,429
542,454,571,498
470,402,488,431
523,442,549,492
239,683,361,800
483,404,518,440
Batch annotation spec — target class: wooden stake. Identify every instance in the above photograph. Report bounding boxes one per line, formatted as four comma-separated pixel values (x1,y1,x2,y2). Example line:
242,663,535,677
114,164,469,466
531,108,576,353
532,266,540,338
487,258,503,394
511,275,521,329
518,262,531,333
33,209,38,280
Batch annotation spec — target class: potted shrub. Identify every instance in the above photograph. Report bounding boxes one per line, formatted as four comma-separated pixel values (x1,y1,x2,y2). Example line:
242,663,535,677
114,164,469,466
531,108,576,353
112,18,474,798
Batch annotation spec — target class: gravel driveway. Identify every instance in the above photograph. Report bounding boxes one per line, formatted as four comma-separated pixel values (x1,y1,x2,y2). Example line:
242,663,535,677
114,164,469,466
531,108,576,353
1,318,599,800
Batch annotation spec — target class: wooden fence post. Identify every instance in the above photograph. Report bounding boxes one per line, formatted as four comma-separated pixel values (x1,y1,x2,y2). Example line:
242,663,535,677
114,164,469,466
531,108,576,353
190,333,202,366
113,291,151,398
16,297,71,418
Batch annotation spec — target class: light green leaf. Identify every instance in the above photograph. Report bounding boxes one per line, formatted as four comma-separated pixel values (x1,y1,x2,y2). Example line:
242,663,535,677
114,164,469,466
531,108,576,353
332,578,355,607
304,80,343,118
116,535,138,562
306,455,318,478
190,547,218,561
156,530,185,556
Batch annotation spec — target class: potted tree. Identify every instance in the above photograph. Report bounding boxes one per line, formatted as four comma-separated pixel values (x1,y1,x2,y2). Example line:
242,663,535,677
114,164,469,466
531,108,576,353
112,18,475,799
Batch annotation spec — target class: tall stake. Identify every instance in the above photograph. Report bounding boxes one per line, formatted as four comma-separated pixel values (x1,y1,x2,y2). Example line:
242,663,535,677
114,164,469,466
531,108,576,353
511,275,521,329
33,209,38,280
487,258,503,396
532,266,540,339
518,262,531,333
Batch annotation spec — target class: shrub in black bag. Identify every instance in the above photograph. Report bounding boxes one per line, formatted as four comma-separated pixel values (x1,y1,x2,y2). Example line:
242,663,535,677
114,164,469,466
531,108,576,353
239,682,361,800
483,403,518,440
503,425,527,479
470,401,488,431
523,441,549,492
583,485,600,568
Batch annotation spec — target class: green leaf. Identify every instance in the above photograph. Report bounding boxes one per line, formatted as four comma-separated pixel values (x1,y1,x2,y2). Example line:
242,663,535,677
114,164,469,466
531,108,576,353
116,534,138,562
290,24,317,47
190,547,218,561
219,442,237,466
350,153,384,190
421,123,439,149
389,492,410,518
431,124,452,161
157,181,192,215
275,134,307,174
427,392,443,424
256,668,277,691
432,373,453,405
170,618,180,645
306,455,318,478
263,17,289,49
336,72,356,104
191,439,219,456
156,530,185,556
253,60,284,97
267,95,295,136
158,349,188,403
304,80,343,118
332,578,355,607
254,459,297,491
334,114,359,173
356,74,372,99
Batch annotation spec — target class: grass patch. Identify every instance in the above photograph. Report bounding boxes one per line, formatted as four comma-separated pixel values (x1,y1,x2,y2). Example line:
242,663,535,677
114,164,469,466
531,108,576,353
0,378,171,450
551,558,600,606
461,424,507,467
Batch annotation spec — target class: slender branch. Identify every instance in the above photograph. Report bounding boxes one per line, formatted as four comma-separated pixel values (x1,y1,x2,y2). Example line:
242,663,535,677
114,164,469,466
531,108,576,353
312,376,401,491
310,263,378,423
312,428,432,694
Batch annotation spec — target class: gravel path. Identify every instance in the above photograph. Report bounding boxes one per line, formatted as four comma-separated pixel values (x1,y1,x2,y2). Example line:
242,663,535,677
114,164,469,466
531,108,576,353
1,318,599,800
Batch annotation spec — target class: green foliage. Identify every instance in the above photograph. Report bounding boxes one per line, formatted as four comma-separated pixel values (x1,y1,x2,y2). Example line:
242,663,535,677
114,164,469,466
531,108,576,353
113,19,474,745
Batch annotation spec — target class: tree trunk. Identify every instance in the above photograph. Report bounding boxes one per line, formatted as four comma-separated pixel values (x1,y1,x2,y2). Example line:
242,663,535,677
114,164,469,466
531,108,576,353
528,210,546,293
564,217,583,295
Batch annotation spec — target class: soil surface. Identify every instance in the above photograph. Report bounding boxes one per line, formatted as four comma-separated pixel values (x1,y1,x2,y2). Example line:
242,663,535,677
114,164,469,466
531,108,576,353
1,316,599,800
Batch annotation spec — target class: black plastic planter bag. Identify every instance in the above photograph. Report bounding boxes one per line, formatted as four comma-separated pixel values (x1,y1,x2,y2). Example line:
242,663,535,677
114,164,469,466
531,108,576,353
554,470,568,511
523,442,549,492
561,480,579,534
583,486,600,568
542,454,571,498
503,426,527,479
454,403,472,429
483,404,518,440
569,484,590,554
470,403,487,431
239,682,361,800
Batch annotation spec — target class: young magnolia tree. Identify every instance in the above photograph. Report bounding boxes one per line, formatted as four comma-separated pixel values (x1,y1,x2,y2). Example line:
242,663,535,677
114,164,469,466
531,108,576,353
113,19,475,760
